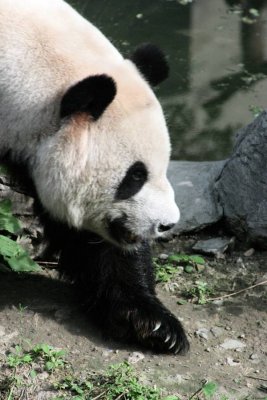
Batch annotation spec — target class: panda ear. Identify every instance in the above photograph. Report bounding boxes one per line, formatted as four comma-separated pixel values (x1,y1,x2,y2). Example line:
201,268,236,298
130,43,169,86
60,74,117,120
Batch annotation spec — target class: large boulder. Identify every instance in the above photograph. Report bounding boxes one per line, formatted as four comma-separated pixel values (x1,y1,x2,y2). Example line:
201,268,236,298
168,160,225,233
215,111,267,247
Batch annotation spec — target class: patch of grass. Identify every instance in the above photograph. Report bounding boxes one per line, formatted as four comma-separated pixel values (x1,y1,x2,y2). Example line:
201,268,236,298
154,253,206,283
184,280,214,304
7,343,66,372
55,362,176,399
1,345,180,400
1,343,259,399
249,105,264,118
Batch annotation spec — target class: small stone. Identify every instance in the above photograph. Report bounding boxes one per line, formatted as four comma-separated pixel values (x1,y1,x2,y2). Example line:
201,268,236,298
244,248,255,257
220,339,246,350
211,327,224,337
195,264,205,272
136,13,143,19
128,351,145,364
238,334,245,339
213,299,224,306
250,353,259,360
226,357,240,366
159,253,169,260
205,347,211,352
195,328,209,340
192,237,232,256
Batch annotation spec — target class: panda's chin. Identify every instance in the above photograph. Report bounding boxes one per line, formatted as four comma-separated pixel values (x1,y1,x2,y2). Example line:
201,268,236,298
105,215,145,250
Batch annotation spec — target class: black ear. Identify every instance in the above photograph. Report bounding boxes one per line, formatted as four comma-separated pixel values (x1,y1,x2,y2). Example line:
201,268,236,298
60,74,117,120
130,43,169,86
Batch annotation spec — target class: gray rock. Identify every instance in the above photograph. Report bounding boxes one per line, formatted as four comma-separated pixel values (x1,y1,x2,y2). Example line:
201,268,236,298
168,160,225,233
211,326,224,338
192,237,232,255
195,328,210,340
216,111,267,247
220,339,246,350
128,351,145,364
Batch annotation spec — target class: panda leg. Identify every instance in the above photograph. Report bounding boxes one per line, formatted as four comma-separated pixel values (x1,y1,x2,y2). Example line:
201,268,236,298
59,232,189,355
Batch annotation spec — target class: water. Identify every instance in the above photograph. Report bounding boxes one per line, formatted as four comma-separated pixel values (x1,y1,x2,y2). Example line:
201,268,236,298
68,0,267,161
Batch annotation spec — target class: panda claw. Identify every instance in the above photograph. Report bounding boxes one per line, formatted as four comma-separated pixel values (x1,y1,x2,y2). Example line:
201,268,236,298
153,321,161,332
168,336,176,350
164,333,171,343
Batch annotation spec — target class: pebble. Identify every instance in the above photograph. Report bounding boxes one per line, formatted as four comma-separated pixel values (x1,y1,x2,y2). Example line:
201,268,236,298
226,357,240,366
213,299,224,306
249,353,259,360
192,237,233,255
220,339,246,350
195,328,209,340
244,248,255,257
159,253,169,261
211,327,224,337
128,351,145,364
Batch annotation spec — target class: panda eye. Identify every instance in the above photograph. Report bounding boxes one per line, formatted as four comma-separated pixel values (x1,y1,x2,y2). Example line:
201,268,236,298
115,161,148,200
131,168,146,181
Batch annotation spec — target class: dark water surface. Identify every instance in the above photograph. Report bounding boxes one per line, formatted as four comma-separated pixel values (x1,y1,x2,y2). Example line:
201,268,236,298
68,0,267,161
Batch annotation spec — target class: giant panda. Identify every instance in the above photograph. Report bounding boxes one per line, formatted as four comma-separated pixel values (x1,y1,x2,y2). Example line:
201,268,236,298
0,0,189,354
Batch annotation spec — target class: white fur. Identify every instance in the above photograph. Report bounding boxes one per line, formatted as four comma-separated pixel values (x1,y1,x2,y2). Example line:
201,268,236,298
0,0,180,248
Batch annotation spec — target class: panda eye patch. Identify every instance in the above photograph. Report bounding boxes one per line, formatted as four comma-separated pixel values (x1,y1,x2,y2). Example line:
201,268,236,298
115,161,148,200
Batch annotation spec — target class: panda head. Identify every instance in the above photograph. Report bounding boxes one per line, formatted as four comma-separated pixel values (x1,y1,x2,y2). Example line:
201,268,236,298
33,44,180,250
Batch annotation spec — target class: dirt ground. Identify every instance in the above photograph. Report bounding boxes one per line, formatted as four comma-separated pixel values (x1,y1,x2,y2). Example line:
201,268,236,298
0,232,266,399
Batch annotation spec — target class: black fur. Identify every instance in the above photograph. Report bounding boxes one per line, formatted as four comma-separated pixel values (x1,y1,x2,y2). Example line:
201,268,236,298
130,43,169,86
115,161,148,200
2,155,189,355
40,213,189,354
60,74,116,120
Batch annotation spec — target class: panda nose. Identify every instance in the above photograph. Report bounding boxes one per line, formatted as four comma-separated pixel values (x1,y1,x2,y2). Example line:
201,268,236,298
157,223,175,233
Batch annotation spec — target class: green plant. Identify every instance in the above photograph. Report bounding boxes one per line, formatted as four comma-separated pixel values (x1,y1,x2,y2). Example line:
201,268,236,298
7,343,66,372
185,280,213,304
7,345,33,368
154,253,206,283
249,105,264,118
0,199,40,272
55,362,180,400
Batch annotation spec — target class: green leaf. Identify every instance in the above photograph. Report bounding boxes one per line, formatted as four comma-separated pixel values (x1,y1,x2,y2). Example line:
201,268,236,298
22,354,32,363
177,299,187,305
30,369,37,379
189,255,205,265
0,200,21,233
5,253,40,272
0,214,21,234
0,235,22,257
45,361,54,371
168,254,189,262
0,235,40,272
184,265,194,273
0,199,12,214
202,381,217,397
163,396,180,400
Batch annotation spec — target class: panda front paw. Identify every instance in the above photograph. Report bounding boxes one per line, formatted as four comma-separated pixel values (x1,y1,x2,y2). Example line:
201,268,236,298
129,306,190,355
107,301,189,355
